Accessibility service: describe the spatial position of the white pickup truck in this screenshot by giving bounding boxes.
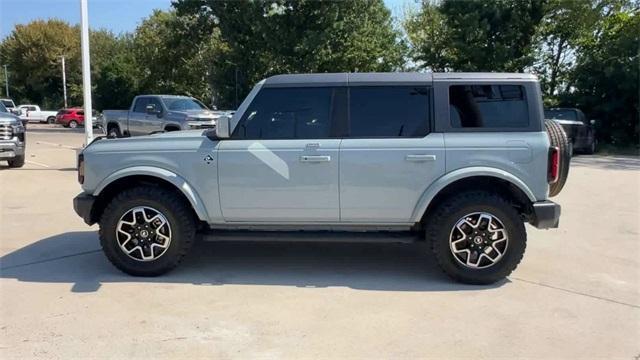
[18,105,58,124]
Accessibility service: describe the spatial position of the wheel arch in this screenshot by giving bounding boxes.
[90,167,208,224]
[164,123,181,131]
[412,167,536,224]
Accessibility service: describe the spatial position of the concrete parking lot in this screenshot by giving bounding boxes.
[1,124,639,358]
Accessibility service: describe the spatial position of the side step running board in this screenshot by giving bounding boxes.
[199,230,420,243]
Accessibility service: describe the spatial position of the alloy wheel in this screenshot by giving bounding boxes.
[449,212,509,269]
[116,206,172,261]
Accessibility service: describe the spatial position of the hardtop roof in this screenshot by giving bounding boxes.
[263,72,537,86]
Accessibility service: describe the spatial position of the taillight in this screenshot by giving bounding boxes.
[77,153,85,184]
[548,147,559,183]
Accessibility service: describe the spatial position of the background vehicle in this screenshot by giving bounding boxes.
[56,108,98,128]
[544,108,597,155]
[74,73,566,285]
[0,98,22,116]
[0,102,26,168]
[102,95,225,138]
[18,104,57,124]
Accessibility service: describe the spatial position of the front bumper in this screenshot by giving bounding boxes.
[73,193,96,225]
[0,139,25,159]
[530,200,561,229]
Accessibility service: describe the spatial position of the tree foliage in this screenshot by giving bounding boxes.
[174,0,406,108]
[0,1,637,146]
[405,0,545,71]
[559,6,639,145]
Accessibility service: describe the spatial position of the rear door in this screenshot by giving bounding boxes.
[339,85,445,223]
[218,87,344,222]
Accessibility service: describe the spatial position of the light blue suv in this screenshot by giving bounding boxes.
[73,73,565,284]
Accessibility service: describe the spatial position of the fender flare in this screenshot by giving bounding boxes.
[410,167,537,222]
[93,166,209,221]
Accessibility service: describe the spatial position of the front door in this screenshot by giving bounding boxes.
[218,86,344,222]
[129,97,149,136]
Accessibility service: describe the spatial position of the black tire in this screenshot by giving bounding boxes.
[99,186,196,276]
[69,120,78,129]
[47,116,56,124]
[584,136,597,155]
[545,120,570,197]
[8,155,25,168]
[107,124,122,138]
[426,191,526,285]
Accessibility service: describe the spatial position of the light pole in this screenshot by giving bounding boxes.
[61,56,68,108]
[3,65,8,98]
[79,0,93,143]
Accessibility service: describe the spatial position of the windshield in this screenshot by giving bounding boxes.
[1,99,15,108]
[162,97,208,111]
[0,103,7,112]
[544,109,577,121]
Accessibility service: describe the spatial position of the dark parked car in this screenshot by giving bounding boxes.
[544,108,596,155]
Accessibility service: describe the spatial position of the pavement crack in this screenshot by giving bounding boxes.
[0,249,101,271]
[511,276,640,309]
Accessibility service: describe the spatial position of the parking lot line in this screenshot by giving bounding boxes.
[35,140,78,150]
[25,160,50,168]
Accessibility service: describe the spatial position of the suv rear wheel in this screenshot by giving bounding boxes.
[99,186,196,276]
[425,191,526,285]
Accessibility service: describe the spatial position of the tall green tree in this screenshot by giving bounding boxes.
[559,7,639,145]
[174,0,406,108]
[0,19,130,109]
[532,0,620,98]
[405,0,546,72]
[132,10,218,105]
[0,20,80,108]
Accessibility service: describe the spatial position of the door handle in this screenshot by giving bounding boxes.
[300,155,331,163]
[406,154,437,162]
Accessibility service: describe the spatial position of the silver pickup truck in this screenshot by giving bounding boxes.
[0,102,25,168]
[74,73,569,284]
[102,95,228,138]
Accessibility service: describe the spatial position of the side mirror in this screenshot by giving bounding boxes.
[215,115,231,139]
[590,119,596,125]
[146,104,158,115]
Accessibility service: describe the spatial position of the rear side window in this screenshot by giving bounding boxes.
[449,85,529,128]
[133,98,150,113]
[349,86,430,137]
[233,87,338,140]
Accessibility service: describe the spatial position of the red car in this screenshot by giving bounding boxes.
[56,108,86,128]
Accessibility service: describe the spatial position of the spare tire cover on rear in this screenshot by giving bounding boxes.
[545,119,571,197]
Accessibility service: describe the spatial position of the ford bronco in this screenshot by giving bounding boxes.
[73,73,567,284]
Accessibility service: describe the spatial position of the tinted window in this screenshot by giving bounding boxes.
[133,98,149,113]
[349,86,430,137]
[450,85,529,128]
[233,87,336,139]
[163,97,207,111]
[148,98,163,113]
[544,109,577,121]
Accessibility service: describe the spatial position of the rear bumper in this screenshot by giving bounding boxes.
[73,193,96,225]
[530,200,561,229]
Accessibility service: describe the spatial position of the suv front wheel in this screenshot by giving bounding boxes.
[99,186,196,276]
[425,191,526,285]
